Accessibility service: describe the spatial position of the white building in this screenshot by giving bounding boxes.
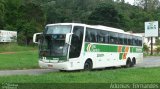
[134,33,157,50]
[0,30,17,42]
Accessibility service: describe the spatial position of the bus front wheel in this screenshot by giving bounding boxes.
[84,59,93,71]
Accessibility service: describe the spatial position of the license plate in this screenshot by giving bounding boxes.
[48,64,53,68]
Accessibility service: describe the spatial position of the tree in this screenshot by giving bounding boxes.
[2,0,160,46]
[4,0,22,29]
[17,2,45,45]
[88,3,125,29]
[0,0,5,28]
[134,0,160,11]
[4,1,46,45]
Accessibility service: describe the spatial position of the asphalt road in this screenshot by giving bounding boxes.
[0,56,160,76]
[136,56,160,67]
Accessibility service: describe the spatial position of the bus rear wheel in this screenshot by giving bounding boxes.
[125,58,132,68]
[131,57,136,67]
[84,59,93,71]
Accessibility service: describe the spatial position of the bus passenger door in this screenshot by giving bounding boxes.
[69,26,84,69]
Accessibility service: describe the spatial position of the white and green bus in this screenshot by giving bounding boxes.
[33,23,143,71]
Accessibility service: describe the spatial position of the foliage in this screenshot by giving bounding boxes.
[143,44,149,53]
[1,0,160,45]
[155,38,160,45]
[156,46,160,54]
[4,0,45,45]
[0,0,5,28]
[134,0,160,11]
[88,3,125,29]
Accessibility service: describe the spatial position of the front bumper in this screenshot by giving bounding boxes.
[39,60,74,70]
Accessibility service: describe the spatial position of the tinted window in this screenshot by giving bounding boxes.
[109,32,118,44]
[138,37,142,46]
[118,33,124,45]
[104,31,109,43]
[132,36,136,46]
[133,36,139,46]
[98,30,106,43]
[135,37,139,46]
[124,34,128,45]
[128,35,132,45]
[85,28,97,42]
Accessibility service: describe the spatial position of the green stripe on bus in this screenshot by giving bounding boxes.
[122,46,126,52]
[119,53,123,60]
[85,43,142,53]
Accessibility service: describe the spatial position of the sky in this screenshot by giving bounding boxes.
[125,0,134,5]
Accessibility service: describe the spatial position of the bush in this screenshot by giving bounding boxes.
[143,44,149,54]
[156,46,160,54]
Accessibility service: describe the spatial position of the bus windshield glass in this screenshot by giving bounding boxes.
[39,25,72,58]
[45,25,71,34]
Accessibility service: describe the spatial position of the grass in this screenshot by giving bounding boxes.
[0,43,37,53]
[144,52,160,57]
[0,43,39,70]
[0,50,39,70]
[0,67,160,83]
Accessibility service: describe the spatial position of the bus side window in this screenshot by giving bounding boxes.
[128,35,132,45]
[137,37,142,46]
[85,28,97,43]
[109,32,118,44]
[85,30,90,42]
[109,32,114,44]
[136,37,139,46]
[118,33,124,45]
[115,33,118,44]
[133,36,136,46]
[124,34,128,45]
[98,30,105,43]
[139,37,142,46]
[104,31,109,43]
[90,29,97,42]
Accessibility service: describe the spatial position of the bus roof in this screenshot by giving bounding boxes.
[46,23,142,37]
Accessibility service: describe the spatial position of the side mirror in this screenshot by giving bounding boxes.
[33,33,42,44]
[65,33,73,45]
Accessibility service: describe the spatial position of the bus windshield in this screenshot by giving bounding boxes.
[39,25,71,58]
[45,25,71,34]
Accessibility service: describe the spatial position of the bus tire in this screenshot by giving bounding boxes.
[125,58,132,68]
[131,57,136,67]
[84,59,93,71]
